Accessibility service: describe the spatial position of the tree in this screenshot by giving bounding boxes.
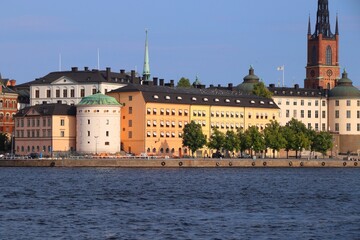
[176,77,191,88]
[313,131,333,158]
[182,121,206,157]
[237,129,251,157]
[0,133,10,152]
[283,118,310,158]
[223,130,239,157]
[246,126,265,156]
[264,120,286,158]
[252,82,273,98]
[207,127,225,152]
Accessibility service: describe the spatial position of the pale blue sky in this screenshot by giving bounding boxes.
[0,0,359,87]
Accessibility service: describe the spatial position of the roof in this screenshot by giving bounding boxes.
[268,84,327,98]
[15,67,140,87]
[14,103,76,117]
[236,66,260,94]
[78,93,120,106]
[109,83,279,109]
[329,70,360,99]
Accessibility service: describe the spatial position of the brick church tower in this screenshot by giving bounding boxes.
[304,0,340,90]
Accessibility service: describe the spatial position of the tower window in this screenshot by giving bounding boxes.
[326,46,332,65]
[312,46,317,65]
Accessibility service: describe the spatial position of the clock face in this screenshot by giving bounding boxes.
[310,70,315,77]
[327,69,333,77]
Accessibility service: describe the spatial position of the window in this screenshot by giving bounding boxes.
[92,88,97,94]
[335,110,339,118]
[322,123,326,131]
[106,131,109,137]
[63,89,68,98]
[315,110,319,118]
[286,110,290,118]
[129,107,133,114]
[308,123,311,129]
[346,100,351,106]
[301,100,304,106]
[293,110,297,118]
[80,89,85,97]
[326,46,332,65]
[358,100,360,107]
[308,101,311,106]
[315,123,319,131]
[88,119,90,124]
[105,142,110,145]
[346,123,351,131]
[47,90,51,98]
[71,89,75,98]
[129,96,133,101]
[335,100,339,106]
[357,124,360,132]
[346,110,351,118]
[315,100,319,106]
[60,131,65,137]
[129,120,132,127]
[35,90,40,98]
[128,131,132,138]
[60,119,65,126]
[308,110,311,118]
[56,89,60,98]
[322,111,326,118]
[335,123,339,132]
[357,111,360,119]
[300,110,304,118]
[88,131,90,136]
[312,46,317,64]
[322,100,326,107]
[286,100,290,105]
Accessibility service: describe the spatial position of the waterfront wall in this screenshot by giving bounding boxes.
[0,158,359,168]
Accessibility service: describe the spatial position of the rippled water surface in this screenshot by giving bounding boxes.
[1,167,359,239]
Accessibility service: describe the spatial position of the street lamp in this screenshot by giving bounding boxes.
[94,136,99,155]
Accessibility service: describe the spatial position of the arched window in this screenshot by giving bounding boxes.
[326,46,332,65]
[311,46,317,65]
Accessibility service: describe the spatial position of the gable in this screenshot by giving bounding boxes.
[51,76,78,85]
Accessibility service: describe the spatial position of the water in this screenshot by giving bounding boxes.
[1,168,359,239]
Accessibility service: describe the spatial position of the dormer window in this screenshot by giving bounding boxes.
[153,95,159,99]
[236,100,241,103]
[214,98,219,102]
[192,97,197,101]
[269,101,274,105]
[250,100,255,104]
[260,101,264,104]
[165,96,170,100]
[225,99,230,103]
[203,98,208,102]
[177,96,182,100]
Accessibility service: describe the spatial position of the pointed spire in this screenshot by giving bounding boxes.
[314,0,335,38]
[308,14,312,35]
[335,13,339,35]
[142,29,151,81]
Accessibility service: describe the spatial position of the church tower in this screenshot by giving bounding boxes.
[304,0,339,90]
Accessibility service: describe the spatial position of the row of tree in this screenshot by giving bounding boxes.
[182,118,333,159]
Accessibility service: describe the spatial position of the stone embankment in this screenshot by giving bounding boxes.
[0,158,359,168]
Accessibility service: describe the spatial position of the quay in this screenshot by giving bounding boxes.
[0,158,359,168]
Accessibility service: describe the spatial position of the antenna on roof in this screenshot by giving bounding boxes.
[97,48,100,70]
[59,53,62,71]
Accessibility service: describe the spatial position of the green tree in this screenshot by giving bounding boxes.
[0,133,10,152]
[313,131,333,158]
[182,121,206,157]
[246,126,265,156]
[223,130,239,157]
[176,77,191,88]
[207,127,225,152]
[264,120,286,158]
[237,129,251,157]
[252,82,273,98]
[283,118,310,158]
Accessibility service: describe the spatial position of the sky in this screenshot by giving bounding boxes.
[0,0,359,88]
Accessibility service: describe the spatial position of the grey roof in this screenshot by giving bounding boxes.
[15,67,140,87]
[268,84,327,98]
[236,66,260,94]
[14,103,76,117]
[109,83,279,109]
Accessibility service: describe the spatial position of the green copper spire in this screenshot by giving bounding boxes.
[143,29,151,81]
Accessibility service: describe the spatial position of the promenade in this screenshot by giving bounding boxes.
[0,158,358,168]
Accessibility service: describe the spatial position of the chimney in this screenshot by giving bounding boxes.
[153,77,158,86]
[294,84,299,89]
[130,70,136,84]
[210,84,214,88]
[106,67,111,81]
[170,80,174,87]
[71,67,78,72]
[8,79,16,87]
[228,83,233,90]
[159,79,164,86]
[120,69,125,74]
[218,84,221,87]
[84,67,89,71]
[269,84,275,88]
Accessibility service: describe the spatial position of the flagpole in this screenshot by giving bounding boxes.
[282,65,285,87]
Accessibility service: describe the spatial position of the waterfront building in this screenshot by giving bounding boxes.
[107,68,279,157]
[328,70,360,154]
[76,93,121,154]
[14,103,76,157]
[15,67,140,106]
[0,75,18,136]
